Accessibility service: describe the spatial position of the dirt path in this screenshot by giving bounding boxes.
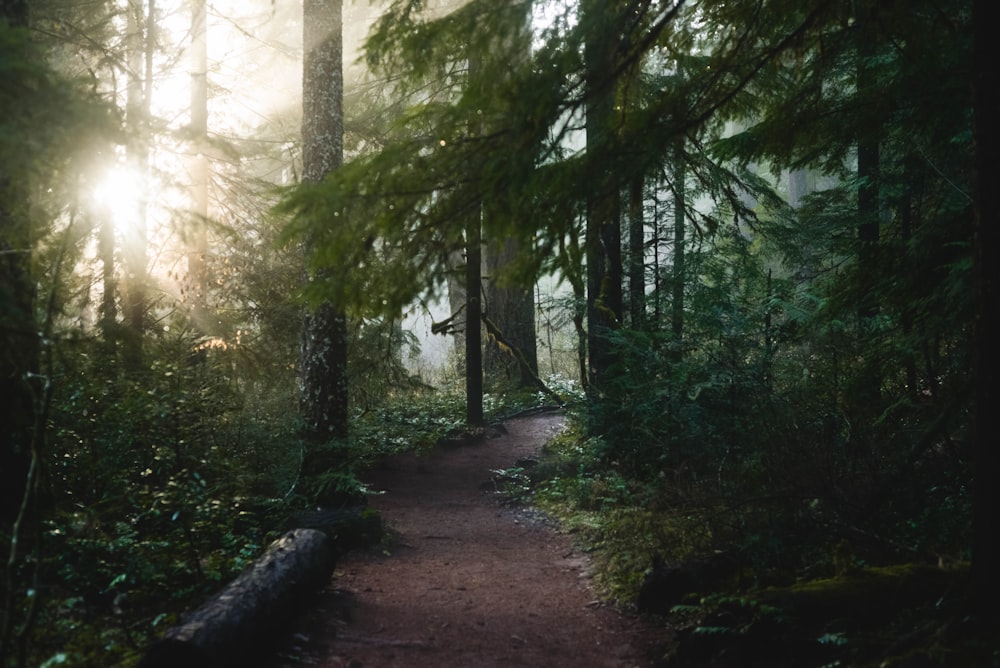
[269,413,666,668]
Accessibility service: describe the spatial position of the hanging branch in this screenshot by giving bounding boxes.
[480,313,565,407]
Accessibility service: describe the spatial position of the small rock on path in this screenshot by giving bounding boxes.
[270,413,665,667]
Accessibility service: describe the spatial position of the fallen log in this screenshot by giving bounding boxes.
[137,528,335,668]
[288,505,382,553]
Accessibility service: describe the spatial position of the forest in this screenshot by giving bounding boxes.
[1,0,996,666]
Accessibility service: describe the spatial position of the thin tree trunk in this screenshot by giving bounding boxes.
[187,0,209,330]
[446,248,466,375]
[627,175,646,329]
[560,224,588,389]
[98,204,117,346]
[465,211,483,425]
[671,142,685,349]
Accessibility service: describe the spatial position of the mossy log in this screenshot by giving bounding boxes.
[137,528,335,668]
[757,563,968,626]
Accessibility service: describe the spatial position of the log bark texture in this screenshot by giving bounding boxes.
[137,528,335,668]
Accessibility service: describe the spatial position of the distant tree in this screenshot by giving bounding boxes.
[670,141,686,348]
[484,236,538,392]
[187,0,209,328]
[626,174,646,330]
[122,0,153,369]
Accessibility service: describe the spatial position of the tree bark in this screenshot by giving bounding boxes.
[465,208,484,426]
[484,236,537,391]
[137,529,336,668]
[300,0,348,441]
[970,0,999,619]
[627,174,646,329]
[583,0,623,394]
[446,248,467,375]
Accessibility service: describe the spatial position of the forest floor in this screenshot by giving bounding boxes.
[267,412,669,668]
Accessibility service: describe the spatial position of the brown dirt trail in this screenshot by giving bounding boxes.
[269,413,665,668]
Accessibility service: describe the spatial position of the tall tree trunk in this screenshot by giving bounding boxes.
[970,0,999,619]
[671,142,685,349]
[481,2,536,392]
[465,211,483,425]
[300,0,348,443]
[583,0,623,394]
[464,45,484,426]
[187,0,208,330]
[855,5,882,439]
[123,0,152,369]
[0,0,35,531]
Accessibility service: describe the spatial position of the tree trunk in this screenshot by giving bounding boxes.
[627,174,646,329]
[583,0,623,394]
[98,202,117,348]
[465,208,483,426]
[137,529,335,668]
[300,0,348,442]
[122,0,151,369]
[855,3,882,422]
[187,0,209,327]
[0,0,35,531]
[970,0,1000,619]
[446,248,466,375]
[671,142,686,350]
[787,168,809,209]
[484,236,537,391]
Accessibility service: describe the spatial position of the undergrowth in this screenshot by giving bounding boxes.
[500,408,988,668]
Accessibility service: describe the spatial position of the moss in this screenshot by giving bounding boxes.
[759,562,968,627]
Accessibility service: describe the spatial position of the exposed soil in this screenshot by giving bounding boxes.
[269,412,668,668]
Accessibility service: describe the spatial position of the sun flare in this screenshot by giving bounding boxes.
[93,163,145,231]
